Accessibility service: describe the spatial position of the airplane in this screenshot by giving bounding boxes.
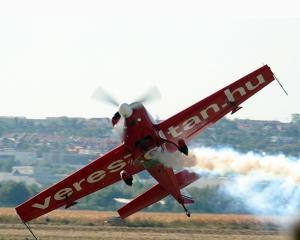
[16,64,281,233]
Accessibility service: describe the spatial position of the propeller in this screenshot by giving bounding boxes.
[91,87,120,107]
[92,86,161,140]
[92,86,161,114]
[134,86,161,105]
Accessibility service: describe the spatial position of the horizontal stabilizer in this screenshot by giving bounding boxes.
[118,170,199,219]
[181,195,194,204]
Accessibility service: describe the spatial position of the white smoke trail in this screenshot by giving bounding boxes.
[224,176,300,216]
[191,148,300,184]
[155,147,300,216]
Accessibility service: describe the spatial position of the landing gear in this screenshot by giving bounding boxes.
[160,138,189,156]
[186,211,191,218]
[112,112,121,126]
[178,139,188,156]
[181,203,191,218]
[120,170,133,186]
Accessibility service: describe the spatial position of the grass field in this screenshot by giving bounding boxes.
[0,208,291,240]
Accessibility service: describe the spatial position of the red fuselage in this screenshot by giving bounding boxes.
[122,103,162,160]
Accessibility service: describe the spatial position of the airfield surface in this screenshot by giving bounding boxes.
[0,224,287,240]
[0,208,289,240]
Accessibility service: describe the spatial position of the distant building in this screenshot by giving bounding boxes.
[9,165,62,186]
[0,152,15,161]
[43,151,64,163]
[63,153,97,165]
[0,150,38,164]
[12,166,34,175]
[0,172,41,187]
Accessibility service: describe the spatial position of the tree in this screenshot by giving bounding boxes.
[0,182,39,206]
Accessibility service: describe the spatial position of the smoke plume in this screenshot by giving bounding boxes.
[191,148,300,183]
[155,147,300,216]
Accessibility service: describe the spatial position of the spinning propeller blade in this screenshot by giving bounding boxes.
[135,86,161,105]
[92,87,120,107]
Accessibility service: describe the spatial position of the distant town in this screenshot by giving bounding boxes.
[0,114,299,212]
[0,114,299,188]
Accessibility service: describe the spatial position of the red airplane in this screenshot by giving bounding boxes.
[16,65,277,225]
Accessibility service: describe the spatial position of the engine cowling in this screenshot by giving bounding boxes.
[120,170,133,186]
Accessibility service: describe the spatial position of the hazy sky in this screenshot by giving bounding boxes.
[0,1,299,121]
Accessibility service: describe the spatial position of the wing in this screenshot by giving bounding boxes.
[158,65,275,143]
[16,144,144,222]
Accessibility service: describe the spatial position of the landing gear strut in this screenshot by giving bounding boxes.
[181,203,191,217]
[160,138,189,156]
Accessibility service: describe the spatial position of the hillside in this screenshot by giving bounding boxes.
[0,114,299,157]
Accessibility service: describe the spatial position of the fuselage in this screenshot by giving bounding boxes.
[120,103,185,203]
[121,103,163,161]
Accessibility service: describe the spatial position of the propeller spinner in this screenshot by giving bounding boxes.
[119,103,133,118]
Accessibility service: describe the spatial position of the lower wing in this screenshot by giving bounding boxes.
[16,144,144,222]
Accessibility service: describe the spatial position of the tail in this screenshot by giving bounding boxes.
[181,194,194,204]
[118,170,200,219]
